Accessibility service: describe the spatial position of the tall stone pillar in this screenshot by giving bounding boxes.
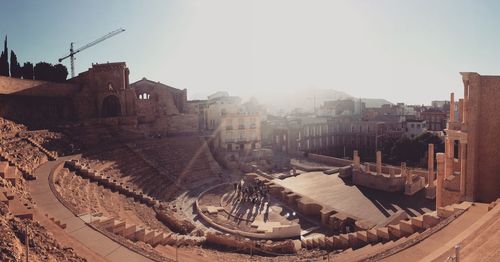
[401,162,407,179]
[460,142,467,198]
[458,99,464,123]
[445,138,454,178]
[436,153,445,208]
[426,144,436,199]
[376,151,382,175]
[449,92,455,123]
[353,150,360,171]
[463,80,468,125]
[427,143,434,185]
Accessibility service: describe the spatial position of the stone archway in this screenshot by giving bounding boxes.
[101,95,121,117]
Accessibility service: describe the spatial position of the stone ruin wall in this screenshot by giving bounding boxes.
[468,75,500,202]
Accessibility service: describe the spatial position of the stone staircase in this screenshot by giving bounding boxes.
[0,164,33,219]
[23,137,58,160]
[301,202,473,251]
[90,216,205,247]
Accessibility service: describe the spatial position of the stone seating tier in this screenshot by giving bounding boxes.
[0,136,48,178]
[300,201,473,251]
[90,216,205,247]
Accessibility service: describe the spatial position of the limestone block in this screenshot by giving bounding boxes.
[399,220,415,234]
[437,206,455,218]
[387,224,404,238]
[338,234,349,248]
[376,227,390,240]
[422,212,440,228]
[366,229,379,243]
[120,224,137,238]
[136,228,154,243]
[111,220,126,234]
[425,185,436,199]
[410,216,425,229]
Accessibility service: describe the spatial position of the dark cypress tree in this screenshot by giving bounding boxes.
[0,35,9,76]
[10,50,22,78]
[21,62,34,80]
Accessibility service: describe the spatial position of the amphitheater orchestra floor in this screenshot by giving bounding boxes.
[273,171,435,225]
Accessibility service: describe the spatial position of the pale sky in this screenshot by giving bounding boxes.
[2,0,500,105]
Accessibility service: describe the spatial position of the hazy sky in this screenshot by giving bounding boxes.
[1,0,500,105]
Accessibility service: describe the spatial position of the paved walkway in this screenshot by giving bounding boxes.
[28,156,153,262]
[383,203,489,261]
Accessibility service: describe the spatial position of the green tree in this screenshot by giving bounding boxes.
[52,63,68,82]
[21,62,34,80]
[9,50,22,78]
[384,132,444,167]
[34,62,54,81]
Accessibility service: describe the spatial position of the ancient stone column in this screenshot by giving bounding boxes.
[458,99,464,123]
[353,150,360,171]
[460,142,467,198]
[376,151,382,175]
[445,138,454,179]
[427,143,434,186]
[389,168,395,178]
[401,162,407,179]
[436,153,445,208]
[463,80,468,125]
[449,92,455,123]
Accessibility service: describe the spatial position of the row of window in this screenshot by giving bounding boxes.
[297,136,374,150]
[225,123,257,130]
[224,130,258,142]
[302,124,378,138]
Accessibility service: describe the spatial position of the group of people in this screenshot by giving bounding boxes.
[233,180,269,205]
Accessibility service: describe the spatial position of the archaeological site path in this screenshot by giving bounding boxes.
[28,156,153,262]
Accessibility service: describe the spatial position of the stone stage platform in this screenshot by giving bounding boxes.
[273,171,435,225]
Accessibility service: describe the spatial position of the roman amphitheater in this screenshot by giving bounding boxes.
[0,64,498,261]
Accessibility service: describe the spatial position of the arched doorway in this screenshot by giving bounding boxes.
[101,95,121,117]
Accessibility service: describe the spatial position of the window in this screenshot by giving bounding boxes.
[139,92,150,100]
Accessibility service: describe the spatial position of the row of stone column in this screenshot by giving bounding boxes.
[353,150,407,179]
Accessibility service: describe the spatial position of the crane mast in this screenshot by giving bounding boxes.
[59,28,125,78]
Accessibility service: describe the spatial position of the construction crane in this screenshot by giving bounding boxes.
[59,28,125,78]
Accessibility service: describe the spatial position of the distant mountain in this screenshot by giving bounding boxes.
[258,87,353,114]
[361,98,393,108]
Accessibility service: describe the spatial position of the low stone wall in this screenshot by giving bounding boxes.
[205,232,298,255]
[155,208,195,234]
[0,76,78,97]
[352,171,406,192]
[307,154,353,167]
[195,183,301,240]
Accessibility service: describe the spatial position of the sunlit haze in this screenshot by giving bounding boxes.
[3,0,500,106]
